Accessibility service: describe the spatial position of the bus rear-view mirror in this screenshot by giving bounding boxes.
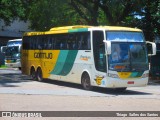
[103,40,111,55]
[0,46,7,54]
[146,41,156,56]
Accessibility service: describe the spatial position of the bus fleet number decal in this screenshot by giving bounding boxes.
[95,76,104,85]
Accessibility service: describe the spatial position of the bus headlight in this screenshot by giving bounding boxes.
[108,73,119,78]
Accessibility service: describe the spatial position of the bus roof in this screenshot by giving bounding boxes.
[49,25,91,31]
[8,39,22,41]
[23,25,142,36]
[94,26,142,32]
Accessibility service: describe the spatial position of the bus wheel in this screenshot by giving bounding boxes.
[37,68,43,82]
[30,67,36,80]
[81,73,92,90]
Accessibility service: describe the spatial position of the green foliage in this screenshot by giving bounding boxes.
[134,0,160,40]
[151,0,160,34]
[28,0,83,30]
[0,0,159,41]
[0,0,26,25]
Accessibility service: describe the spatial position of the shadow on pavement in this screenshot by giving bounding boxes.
[0,73,31,87]
[0,69,157,95]
[43,79,152,96]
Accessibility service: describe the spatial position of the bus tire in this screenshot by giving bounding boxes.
[81,72,92,90]
[36,68,43,82]
[30,67,36,80]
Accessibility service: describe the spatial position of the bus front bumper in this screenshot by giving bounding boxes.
[5,62,21,68]
[105,77,148,88]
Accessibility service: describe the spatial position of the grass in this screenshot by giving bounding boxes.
[0,65,7,68]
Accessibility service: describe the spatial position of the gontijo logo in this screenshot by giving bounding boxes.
[34,52,53,59]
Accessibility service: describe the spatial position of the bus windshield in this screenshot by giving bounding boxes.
[7,41,22,47]
[107,31,144,42]
[106,32,148,72]
[5,46,20,59]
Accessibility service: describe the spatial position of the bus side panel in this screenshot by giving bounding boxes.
[49,50,93,84]
[49,50,78,81]
[65,50,93,84]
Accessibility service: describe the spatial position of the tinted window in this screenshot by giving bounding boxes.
[22,32,90,50]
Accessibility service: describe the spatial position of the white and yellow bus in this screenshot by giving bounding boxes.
[21,25,156,91]
[1,39,22,69]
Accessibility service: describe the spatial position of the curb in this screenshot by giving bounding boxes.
[0,68,19,70]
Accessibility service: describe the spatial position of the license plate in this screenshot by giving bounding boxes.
[10,64,13,67]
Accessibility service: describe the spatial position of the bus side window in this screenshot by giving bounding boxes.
[46,36,54,50]
[67,40,71,49]
[30,37,33,49]
[78,32,90,50]
[55,36,59,49]
[48,37,52,49]
[37,37,42,49]
[35,37,39,49]
[78,35,83,49]
[87,35,91,50]
[31,37,36,49]
[85,34,91,50]
[67,34,74,50]
[72,38,77,50]
[41,36,47,49]
[55,34,67,50]
[42,36,46,49]
[55,36,60,49]
[52,36,56,50]
[52,37,56,50]
[81,36,87,49]
[60,38,66,49]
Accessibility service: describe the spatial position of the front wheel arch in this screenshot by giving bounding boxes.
[81,72,92,90]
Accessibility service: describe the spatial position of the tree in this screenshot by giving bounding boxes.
[69,0,99,25]
[0,0,31,25]
[150,0,160,36]
[1,0,158,41]
[69,0,160,41]
[28,0,84,30]
[69,0,145,25]
[127,0,160,41]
